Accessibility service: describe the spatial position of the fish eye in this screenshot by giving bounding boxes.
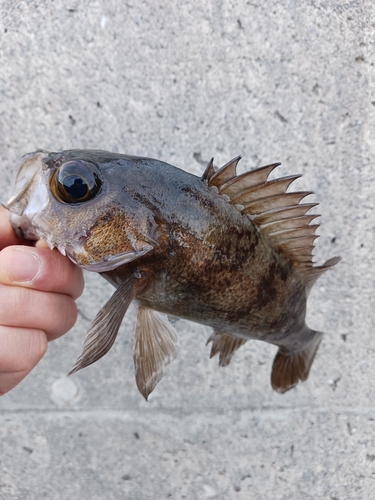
[51,160,102,204]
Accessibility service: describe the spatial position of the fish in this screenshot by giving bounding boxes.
[4,149,340,399]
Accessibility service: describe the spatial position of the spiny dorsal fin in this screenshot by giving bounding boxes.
[204,157,340,277]
[206,331,247,367]
[133,306,178,400]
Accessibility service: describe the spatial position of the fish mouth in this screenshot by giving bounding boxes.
[5,210,151,272]
[6,212,40,241]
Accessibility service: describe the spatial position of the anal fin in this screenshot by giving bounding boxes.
[206,331,247,367]
[271,330,323,393]
[134,306,178,400]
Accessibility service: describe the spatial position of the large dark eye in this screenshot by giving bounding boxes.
[51,160,102,203]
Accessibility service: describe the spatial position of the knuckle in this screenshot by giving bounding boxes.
[45,295,78,340]
[19,329,47,371]
[0,285,29,320]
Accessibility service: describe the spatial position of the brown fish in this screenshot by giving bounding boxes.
[5,149,340,399]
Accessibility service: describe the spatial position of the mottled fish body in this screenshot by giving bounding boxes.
[5,149,339,398]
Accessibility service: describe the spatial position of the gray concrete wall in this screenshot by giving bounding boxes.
[0,1,374,499]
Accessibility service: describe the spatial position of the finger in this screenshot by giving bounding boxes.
[0,284,78,340]
[0,246,84,299]
[0,326,47,396]
[0,206,30,249]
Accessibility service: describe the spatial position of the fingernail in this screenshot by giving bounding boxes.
[6,249,41,283]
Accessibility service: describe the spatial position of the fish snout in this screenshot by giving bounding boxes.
[5,150,51,242]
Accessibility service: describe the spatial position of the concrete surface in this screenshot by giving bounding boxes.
[0,1,374,499]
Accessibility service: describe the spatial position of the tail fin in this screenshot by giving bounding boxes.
[271,330,323,393]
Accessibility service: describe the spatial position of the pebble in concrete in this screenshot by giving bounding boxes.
[50,377,80,407]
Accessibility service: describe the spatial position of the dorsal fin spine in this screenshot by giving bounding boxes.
[209,156,242,187]
[262,215,320,233]
[241,192,313,214]
[253,203,319,225]
[267,225,320,240]
[220,162,280,196]
[201,158,215,182]
[229,174,302,205]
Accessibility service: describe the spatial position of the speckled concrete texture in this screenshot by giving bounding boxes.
[0,1,374,499]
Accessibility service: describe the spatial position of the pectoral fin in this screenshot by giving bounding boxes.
[68,275,138,375]
[206,331,247,367]
[134,306,178,400]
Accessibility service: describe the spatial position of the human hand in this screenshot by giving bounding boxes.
[0,207,84,395]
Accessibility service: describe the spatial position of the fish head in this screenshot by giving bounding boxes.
[5,150,156,271]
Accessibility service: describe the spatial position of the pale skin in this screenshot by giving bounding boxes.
[0,207,84,396]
